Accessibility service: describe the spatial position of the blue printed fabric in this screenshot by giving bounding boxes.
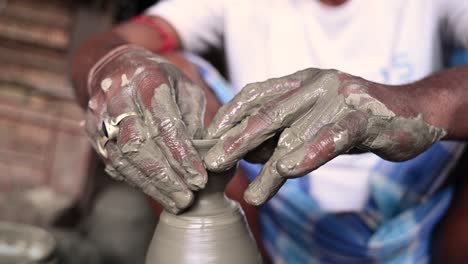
[186,53,466,264]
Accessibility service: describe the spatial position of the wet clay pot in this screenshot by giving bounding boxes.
[145,139,262,264]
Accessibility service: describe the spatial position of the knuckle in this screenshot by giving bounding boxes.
[255,102,295,128]
[263,78,280,88]
[328,127,345,144]
[140,180,155,193]
[144,162,178,188]
[115,119,147,152]
[242,83,256,92]
[318,69,339,81]
[253,108,276,126]
[312,124,337,147]
[341,81,367,96]
[304,67,319,74]
[136,73,168,94]
[342,112,368,131]
[300,67,321,78]
[148,166,168,182]
[122,177,138,188]
[241,83,261,97]
[158,117,184,136]
[118,118,145,139]
[278,129,304,148]
[125,173,148,189]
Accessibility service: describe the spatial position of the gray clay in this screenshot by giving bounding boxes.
[145,139,262,264]
[203,69,446,205]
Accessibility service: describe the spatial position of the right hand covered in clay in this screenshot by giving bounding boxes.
[204,68,447,205]
[85,45,207,214]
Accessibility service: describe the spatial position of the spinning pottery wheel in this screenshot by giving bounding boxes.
[145,139,262,264]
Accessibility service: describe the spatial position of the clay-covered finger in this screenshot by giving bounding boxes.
[161,63,206,139]
[134,74,208,190]
[205,69,318,139]
[205,85,320,172]
[243,158,286,206]
[115,115,194,211]
[277,111,368,177]
[241,127,309,205]
[105,140,181,214]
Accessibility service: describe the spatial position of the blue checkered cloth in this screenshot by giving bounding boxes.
[186,53,466,263]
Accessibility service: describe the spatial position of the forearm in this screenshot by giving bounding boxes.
[369,66,468,140]
[71,16,181,108]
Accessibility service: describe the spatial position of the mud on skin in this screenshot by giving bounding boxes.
[204,68,446,206]
[85,45,208,214]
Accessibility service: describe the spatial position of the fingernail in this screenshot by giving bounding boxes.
[244,185,266,206]
[276,159,297,176]
[171,190,194,209]
[187,175,206,190]
[184,167,206,190]
[204,152,225,172]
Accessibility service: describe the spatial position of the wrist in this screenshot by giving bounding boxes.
[399,82,453,137]
[364,82,447,159]
[366,82,418,118]
[366,81,450,135]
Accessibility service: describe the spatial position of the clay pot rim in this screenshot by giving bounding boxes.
[159,202,243,228]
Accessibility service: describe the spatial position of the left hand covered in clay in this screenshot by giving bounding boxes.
[204,68,446,205]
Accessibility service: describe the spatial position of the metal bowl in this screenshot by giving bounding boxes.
[0,222,57,264]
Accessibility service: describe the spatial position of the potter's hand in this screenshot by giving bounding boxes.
[204,68,446,205]
[85,45,207,214]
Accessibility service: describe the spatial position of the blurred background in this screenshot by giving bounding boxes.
[0,1,161,263]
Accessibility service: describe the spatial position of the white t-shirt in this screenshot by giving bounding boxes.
[147,0,468,211]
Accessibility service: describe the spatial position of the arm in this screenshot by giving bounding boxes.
[204,66,468,205]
